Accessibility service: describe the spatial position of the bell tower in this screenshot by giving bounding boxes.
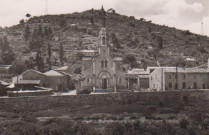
[99,27,107,46]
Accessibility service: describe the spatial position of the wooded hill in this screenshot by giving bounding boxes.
[1,8,209,73]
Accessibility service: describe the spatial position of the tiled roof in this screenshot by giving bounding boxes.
[44,70,64,76]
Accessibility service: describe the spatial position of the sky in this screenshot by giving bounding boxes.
[0,0,209,36]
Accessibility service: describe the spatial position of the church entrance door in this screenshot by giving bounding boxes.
[102,78,108,89]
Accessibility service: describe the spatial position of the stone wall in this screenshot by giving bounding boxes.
[0,90,208,112]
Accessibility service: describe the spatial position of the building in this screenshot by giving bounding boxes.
[0,65,11,74]
[43,70,74,91]
[9,69,45,90]
[77,28,127,93]
[149,67,209,91]
[125,69,149,91]
[10,69,74,92]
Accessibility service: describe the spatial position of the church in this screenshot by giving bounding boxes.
[76,27,128,93]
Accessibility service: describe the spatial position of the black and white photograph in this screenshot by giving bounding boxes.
[0,0,209,134]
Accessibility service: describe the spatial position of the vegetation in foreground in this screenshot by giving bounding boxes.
[0,94,208,135]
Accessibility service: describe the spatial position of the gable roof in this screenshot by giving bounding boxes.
[21,69,43,75]
[44,70,64,77]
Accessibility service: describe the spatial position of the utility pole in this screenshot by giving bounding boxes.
[175,64,178,90]
[45,0,48,15]
[201,21,204,35]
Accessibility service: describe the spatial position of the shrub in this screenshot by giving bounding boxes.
[183,96,188,103]
[179,118,189,129]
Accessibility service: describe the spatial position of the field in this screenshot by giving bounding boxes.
[0,90,208,135]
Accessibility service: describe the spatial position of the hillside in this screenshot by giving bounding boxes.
[1,8,209,72]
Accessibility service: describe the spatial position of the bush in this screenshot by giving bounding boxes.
[179,118,189,129]
[183,96,188,103]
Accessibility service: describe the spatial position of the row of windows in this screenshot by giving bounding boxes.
[168,82,206,89]
[168,74,206,80]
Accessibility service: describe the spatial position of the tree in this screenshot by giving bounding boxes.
[37,24,43,37]
[1,49,15,64]
[111,33,121,50]
[59,43,64,66]
[173,56,185,67]
[157,36,163,49]
[0,37,3,50]
[19,19,25,25]
[74,67,81,74]
[29,39,42,52]
[59,19,66,27]
[35,52,44,72]
[26,13,31,18]
[47,43,52,70]
[122,54,138,68]
[2,36,9,53]
[9,57,26,75]
[23,24,31,41]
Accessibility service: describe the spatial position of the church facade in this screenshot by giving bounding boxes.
[77,28,127,93]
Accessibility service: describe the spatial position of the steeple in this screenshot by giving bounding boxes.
[99,27,107,46]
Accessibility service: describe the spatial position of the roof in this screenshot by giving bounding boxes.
[163,68,209,73]
[21,69,43,75]
[60,72,72,76]
[81,50,97,53]
[14,80,40,85]
[127,69,149,75]
[0,65,11,69]
[44,70,64,77]
[54,66,69,71]
[0,80,9,86]
[82,57,92,61]
[113,57,123,61]
[185,58,196,62]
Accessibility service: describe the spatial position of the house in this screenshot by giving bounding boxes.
[149,67,209,91]
[9,69,45,91]
[21,69,44,81]
[43,70,74,91]
[77,27,127,93]
[0,65,11,74]
[125,68,149,91]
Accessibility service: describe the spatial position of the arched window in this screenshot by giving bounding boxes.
[102,37,105,45]
[101,60,104,68]
[101,59,108,68]
[104,60,108,67]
